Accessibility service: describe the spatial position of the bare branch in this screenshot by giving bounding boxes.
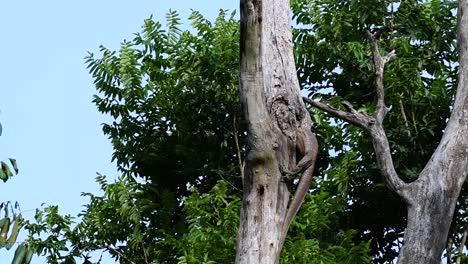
[302,29,412,202]
[108,246,137,264]
[303,97,408,196]
[448,238,453,264]
[399,99,411,137]
[411,111,419,136]
[366,30,395,123]
[140,241,149,264]
[369,28,385,40]
[302,96,404,197]
[233,117,245,183]
[383,50,396,64]
[366,124,409,198]
[302,30,412,200]
[302,97,369,128]
[363,32,410,199]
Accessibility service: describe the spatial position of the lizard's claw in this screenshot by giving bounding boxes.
[282,166,301,181]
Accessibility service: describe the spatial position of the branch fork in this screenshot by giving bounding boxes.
[304,31,411,200]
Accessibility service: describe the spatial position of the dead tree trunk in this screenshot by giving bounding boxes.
[304,1,468,263]
[235,0,318,263]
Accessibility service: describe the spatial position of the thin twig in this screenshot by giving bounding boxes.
[389,2,395,33]
[233,116,245,183]
[140,241,149,264]
[108,246,136,264]
[448,238,453,264]
[456,223,468,264]
[411,110,419,136]
[399,99,411,137]
[219,173,242,192]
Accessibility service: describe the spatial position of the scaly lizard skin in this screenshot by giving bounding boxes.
[278,127,318,258]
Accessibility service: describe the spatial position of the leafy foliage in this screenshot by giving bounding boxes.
[175,180,240,264]
[86,9,242,194]
[0,121,32,264]
[281,157,372,264]
[24,206,78,264]
[84,10,244,262]
[20,174,371,264]
[174,177,371,264]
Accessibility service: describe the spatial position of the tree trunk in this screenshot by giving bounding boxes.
[397,1,468,262]
[398,183,461,263]
[235,0,315,263]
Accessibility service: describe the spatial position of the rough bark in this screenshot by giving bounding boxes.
[304,2,468,262]
[397,2,468,261]
[235,0,316,263]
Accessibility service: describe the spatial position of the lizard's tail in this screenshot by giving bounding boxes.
[276,153,318,263]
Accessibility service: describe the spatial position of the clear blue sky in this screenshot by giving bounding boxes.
[0,1,237,263]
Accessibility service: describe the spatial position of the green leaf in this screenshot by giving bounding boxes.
[1,162,13,177]
[0,169,7,183]
[8,159,18,174]
[23,246,34,264]
[11,243,26,264]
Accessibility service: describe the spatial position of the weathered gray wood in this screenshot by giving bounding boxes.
[305,1,468,262]
[236,0,316,263]
[397,2,468,262]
